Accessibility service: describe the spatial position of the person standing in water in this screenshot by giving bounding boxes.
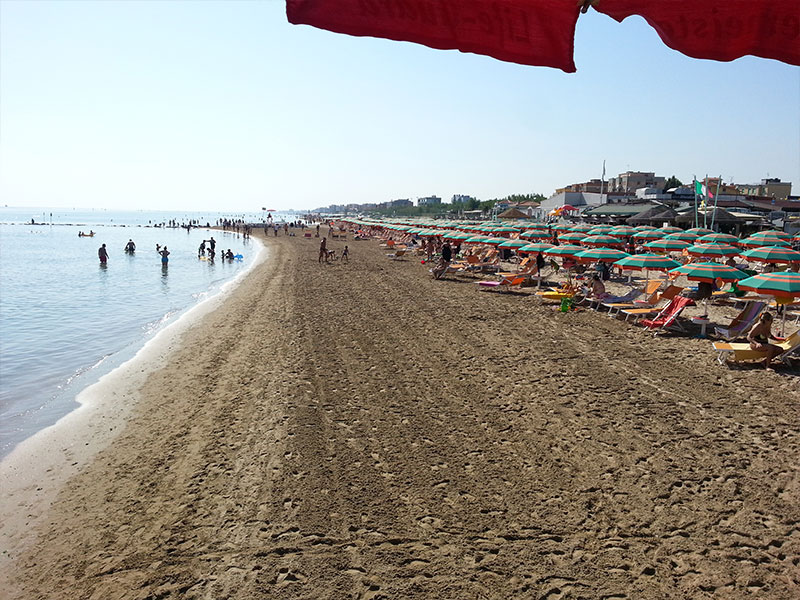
[156,244,170,264]
[98,243,109,264]
[124,239,136,253]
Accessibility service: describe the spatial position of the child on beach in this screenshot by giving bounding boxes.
[341,245,349,262]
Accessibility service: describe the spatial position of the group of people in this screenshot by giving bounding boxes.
[98,235,239,265]
[198,237,217,258]
[318,237,348,263]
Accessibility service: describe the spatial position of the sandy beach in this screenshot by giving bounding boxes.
[1,229,799,599]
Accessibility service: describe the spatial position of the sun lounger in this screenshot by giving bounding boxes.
[602,280,666,314]
[589,288,642,311]
[714,301,766,341]
[713,329,800,366]
[619,285,684,321]
[639,296,695,335]
[477,275,527,292]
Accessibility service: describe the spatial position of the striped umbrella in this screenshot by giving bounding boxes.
[588,226,615,235]
[613,254,681,272]
[569,224,593,232]
[740,246,800,264]
[498,239,530,249]
[686,227,715,235]
[581,234,624,247]
[574,248,629,263]
[520,229,553,240]
[633,229,667,240]
[645,239,691,252]
[520,242,555,253]
[657,226,683,234]
[698,233,739,245]
[544,245,584,257]
[748,230,792,242]
[483,236,507,246]
[463,236,494,244]
[551,224,573,231]
[609,225,637,237]
[558,231,588,243]
[670,262,749,283]
[738,237,791,249]
[686,243,740,258]
[664,231,700,242]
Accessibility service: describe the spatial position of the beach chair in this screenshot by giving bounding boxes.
[587,288,642,311]
[639,296,695,335]
[713,329,800,366]
[599,279,662,312]
[619,285,684,322]
[387,248,407,260]
[714,301,766,341]
[477,275,527,293]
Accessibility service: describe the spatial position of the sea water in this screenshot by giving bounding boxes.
[0,207,297,458]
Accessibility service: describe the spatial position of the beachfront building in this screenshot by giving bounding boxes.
[417,196,442,205]
[607,171,666,194]
[737,178,792,200]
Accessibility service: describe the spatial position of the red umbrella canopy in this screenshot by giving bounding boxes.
[286,1,799,71]
[645,239,691,252]
[737,272,800,300]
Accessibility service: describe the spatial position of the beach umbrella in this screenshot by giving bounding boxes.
[740,246,800,264]
[569,224,593,232]
[613,254,681,272]
[558,231,588,243]
[656,226,683,234]
[633,229,666,240]
[686,243,740,258]
[645,239,690,252]
[664,231,700,242]
[670,262,748,283]
[748,230,792,242]
[609,225,637,237]
[544,245,583,257]
[737,272,800,335]
[738,237,791,249]
[698,233,739,245]
[521,229,553,240]
[520,242,555,253]
[498,239,530,249]
[551,224,573,231]
[463,236,493,245]
[581,234,624,247]
[574,248,629,263]
[686,227,715,235]
[483,236,507,246]
[588,225,615,235]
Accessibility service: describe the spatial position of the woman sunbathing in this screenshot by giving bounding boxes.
[747,312,782,369]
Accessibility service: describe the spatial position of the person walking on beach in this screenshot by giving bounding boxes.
[98,243,109,264]
[319,237,328,263]
[341,245,349,262]
[156,244,170,264]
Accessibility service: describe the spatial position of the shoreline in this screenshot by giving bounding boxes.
[2,231,798,599]
[0,235,267,583]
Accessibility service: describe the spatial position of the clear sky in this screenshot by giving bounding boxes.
[1,0,798,212]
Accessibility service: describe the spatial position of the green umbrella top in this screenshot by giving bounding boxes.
[645,239,691,251]
[588,225,615,235]
[521,229,553,240]
[664,231,700,242]
[657,226,683,234]
[686,227,715,235]
[544,245,584,256]
[737,272,800,299]
[608,225,637,237]
[574,248,630,263]
[558,231,588,242]
[498,239,530,248]
[738,236,791,248]
[740,246,800,264]
[697,232,739,244]
[748,230,791,241]
[520,242,555,253]
[581,234,624,247]
[669,262,749,283]
[613,253,681,271]
[633,229,667,240]
[686,243,740,257]
[568,224,593,232]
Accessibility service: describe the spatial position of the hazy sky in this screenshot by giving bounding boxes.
[1,1,798,212]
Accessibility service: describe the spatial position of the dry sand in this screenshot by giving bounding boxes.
[1,230,799,599]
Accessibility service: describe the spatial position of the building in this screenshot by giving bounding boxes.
[737,178,792,200]
[451,194,475,204]
[607,171,666,194]
[417,196,442,206]
[555,179,604,194]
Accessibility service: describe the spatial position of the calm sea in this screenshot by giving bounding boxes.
[0,207,299,458]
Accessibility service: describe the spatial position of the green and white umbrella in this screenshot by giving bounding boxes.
[608,225,637,237]
[664,231,700,242]
[558,231,588,243]
[520,229,553,240]
[520,242,555,253]
[581,234,624,248]
[544,245,584,256]
[633,229,667,240]
[748,230,791,242]
[686,227,715,235]
[498,239,530,249]
[613,253,680,272]
[670,262,749,283]
[739,236,791,249]
[737,272,800,334]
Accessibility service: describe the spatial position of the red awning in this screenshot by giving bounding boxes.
[286,0,799,70]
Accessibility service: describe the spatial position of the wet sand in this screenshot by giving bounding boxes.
[1,230,799,599]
